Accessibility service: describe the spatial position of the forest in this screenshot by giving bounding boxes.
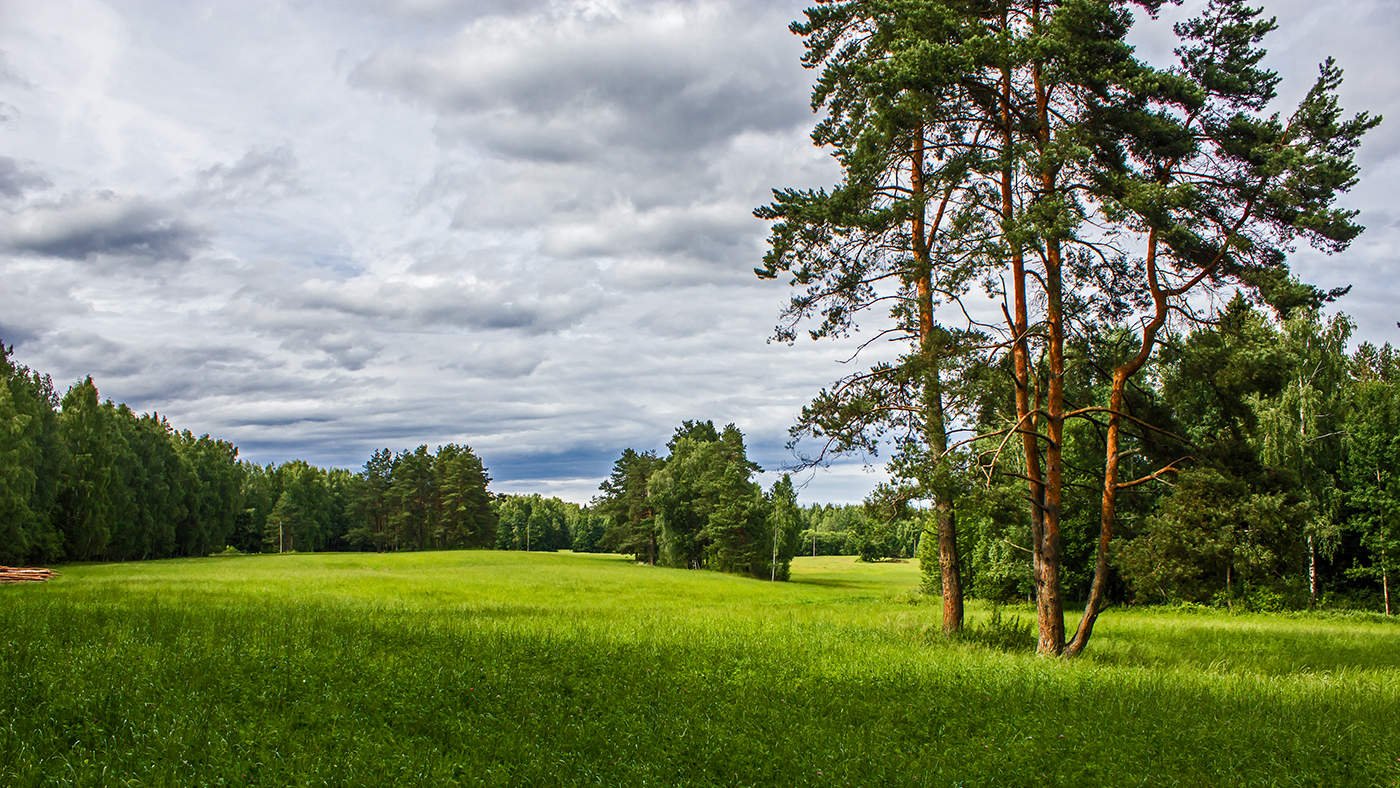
[0,345,495,564]
[916,301,1399,613]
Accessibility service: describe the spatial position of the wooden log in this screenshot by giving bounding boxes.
[0,566,57,583]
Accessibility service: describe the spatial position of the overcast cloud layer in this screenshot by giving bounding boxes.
[2,0,1396,503]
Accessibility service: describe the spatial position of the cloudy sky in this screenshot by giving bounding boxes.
[2,0,1396,504]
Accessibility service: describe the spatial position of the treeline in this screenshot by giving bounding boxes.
[493,493,607,553]
[800,504,917,561]
[1,345,496,564]
[1,349,242,564]
[927,302,1400,612]
[594,420,803,580]
[242,445,495,554]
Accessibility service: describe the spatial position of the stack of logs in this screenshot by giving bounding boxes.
[0,566,57,584]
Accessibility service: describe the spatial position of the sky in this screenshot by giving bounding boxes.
[1,0,1397,504]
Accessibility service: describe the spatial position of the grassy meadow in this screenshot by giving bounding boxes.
[1,551,1397,785]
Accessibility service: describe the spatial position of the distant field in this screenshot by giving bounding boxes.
[2,552,1397,785]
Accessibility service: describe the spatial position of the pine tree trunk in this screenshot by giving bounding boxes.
[1032,39,1066,656]
[1067,372,1127,655]
[1036,240,1067,656]
[1000,52,1049,648]
[911,131,963,634]
[936,499,963,633]
[1068,231,1169,656]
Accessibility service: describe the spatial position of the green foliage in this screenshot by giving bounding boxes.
[766,474,804,580]
[0,345,65,564]
[253,443,496,555]
[0,378,38,564]
[1109,307,1399,612]
[266,460,332,553]
[595,448,663,563]
[55,377,119,560]
[1119,467,1305,607]
[1342,361,1400,612]
[570,509,607,553]
[435,444,495,548]
[599,422,800,580]
[798,502,914,561]
[174,431,245,557]
[0,346,497,564]
[345,448,393,551]
[493,494,577,553]
[950,479,1036,603]
[649,423,769,575]
[953,605,1035,652]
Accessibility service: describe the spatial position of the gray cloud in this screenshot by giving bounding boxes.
[352,2,810,165]
[193,145,301,206]
[1,191,205,262]
[229,271,607,339]
[0,262,93,348]
[0,51,30,88]
[0,321,40,347]
[0,156,49,199]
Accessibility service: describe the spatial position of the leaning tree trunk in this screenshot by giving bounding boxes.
[1068,231,1168,656]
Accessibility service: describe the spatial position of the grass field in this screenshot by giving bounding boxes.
[1,552,1397,785]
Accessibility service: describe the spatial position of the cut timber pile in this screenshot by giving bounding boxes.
[0,566,57,584]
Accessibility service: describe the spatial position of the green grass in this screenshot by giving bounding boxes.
[2,552,1397,785]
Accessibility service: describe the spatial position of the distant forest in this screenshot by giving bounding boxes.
[0,343,880,575]
[0,344,498,563]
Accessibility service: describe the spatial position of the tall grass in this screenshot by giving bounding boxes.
[2,552,1396,785]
